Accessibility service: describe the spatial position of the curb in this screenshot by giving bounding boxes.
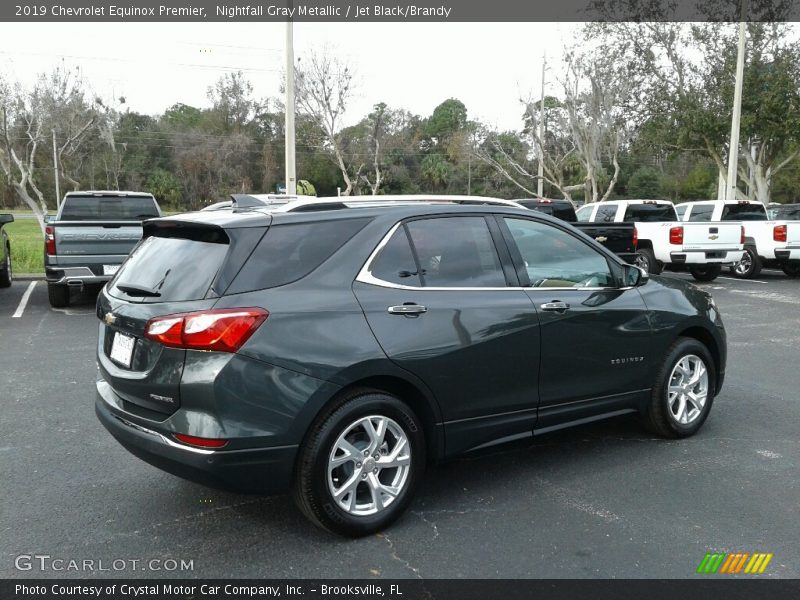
[16,273,46,281]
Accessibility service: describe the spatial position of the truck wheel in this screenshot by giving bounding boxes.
[634,248,661,275]
[782,262,800,278]
[689,265,721,282]
[641,337,716,439]
[730,246,761,279]
[0,244,11,288]
[48,283,69,308]
[293,389,425,537]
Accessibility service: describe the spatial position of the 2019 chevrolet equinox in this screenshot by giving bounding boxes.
[95,197,726,536]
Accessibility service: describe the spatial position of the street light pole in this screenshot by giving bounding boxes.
[725,4,748,200]
[537,51,546,198]
[284,7,297,196]
[52,129,60,210]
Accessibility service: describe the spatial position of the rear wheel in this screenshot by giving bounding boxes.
[641,337,716,438]
[47,283,69,308]
[688,265,721,282]
[730,246,762,279]
[0,244,11,288]
[782,262,800,278]
[634,248,661,275]
[293,390,425,537]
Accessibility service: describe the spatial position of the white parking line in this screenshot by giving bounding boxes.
[12,281,37,318]
[717,276,768,284]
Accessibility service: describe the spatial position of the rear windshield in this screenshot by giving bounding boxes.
[721,203,767,221]
[687,204,715,222]
[110,235,228,302]
[226,218,370,294]
[60,196,160,221]
[770,205,800,220]
[623,204,677,222]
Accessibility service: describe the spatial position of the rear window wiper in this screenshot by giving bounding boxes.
[116,283,162,297]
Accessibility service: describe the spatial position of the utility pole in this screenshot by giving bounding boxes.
[284,3,297,196]
[725,1,748,200]
[537,52,546,198]
[52,129,60,210]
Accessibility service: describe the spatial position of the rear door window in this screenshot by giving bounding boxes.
[721,203,768,221]
[109,234,228,302]
[369,227,422,287]
[60,196,160,221]
[623,203,677,222]
[227,218,369,294]
[687,204,714,222]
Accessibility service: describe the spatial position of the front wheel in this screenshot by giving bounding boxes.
[782,262,800,278]
[688,265,722,282]
[641,337,716,438]
[730,246,762,279]
[293,390,426,537]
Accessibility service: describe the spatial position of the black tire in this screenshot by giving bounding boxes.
[47,283,69,308]
[688,265,722,282]
[782,262,800,278]
[0,243,11,288]
[634,248,662,275]
[641,337,716,439]
[730,246,762,279]
[293,389,426,537]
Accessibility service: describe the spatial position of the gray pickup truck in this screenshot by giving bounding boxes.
[45,191,161,307]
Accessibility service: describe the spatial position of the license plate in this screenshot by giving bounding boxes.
[109,332,136,368]
[103,264,120,276]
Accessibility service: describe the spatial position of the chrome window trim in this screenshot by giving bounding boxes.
[355,220,617,293]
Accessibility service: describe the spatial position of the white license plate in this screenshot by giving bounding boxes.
[103,264,120,276]
[109,332,136,368]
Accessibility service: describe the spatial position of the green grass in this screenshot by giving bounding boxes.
[4,218,44,274]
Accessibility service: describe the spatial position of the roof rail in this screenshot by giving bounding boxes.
[279,195,525,213]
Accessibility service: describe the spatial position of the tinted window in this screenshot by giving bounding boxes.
[110,235,228,302]
[60,196,160,221]
[403,217,506,288]
[688,204,715,222]
[504,218,614,288]
[772,205,800,220]
[229,218,369,293]
[721,203,768,221]
[595,205,618,223]
[575,205,593,222]
[623,203,677,222]
[369,227,421,287]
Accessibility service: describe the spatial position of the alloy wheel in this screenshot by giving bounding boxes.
[733,251,753,276]
[667,354,709,425]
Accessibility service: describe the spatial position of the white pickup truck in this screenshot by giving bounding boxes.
[576,199,744,282]
[676,200,800,278]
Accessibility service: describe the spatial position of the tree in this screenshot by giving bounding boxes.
[627,166,661,198]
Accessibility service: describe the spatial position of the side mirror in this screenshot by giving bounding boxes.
[0,214,14,225]
[624,264,649,287]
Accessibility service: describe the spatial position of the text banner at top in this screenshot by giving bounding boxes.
[2,0,800,22]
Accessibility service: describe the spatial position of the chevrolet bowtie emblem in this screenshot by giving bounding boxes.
[104,313,117,326]
[595,236,608,243]
[709,234,719,240]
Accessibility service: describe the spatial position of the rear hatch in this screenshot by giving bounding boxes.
[681,222,742,252]
[96,217,267,416]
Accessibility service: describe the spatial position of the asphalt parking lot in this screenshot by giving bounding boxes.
[1,271,798,579]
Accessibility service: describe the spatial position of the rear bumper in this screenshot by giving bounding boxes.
[95,383,297,495]
[669,249,744,265]
[46,266,112,286]
[774,248,800,261]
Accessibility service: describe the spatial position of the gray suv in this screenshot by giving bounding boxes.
[95,197,726,536]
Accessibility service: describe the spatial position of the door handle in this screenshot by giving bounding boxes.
[387,304,427,316]
[540,301,570,312]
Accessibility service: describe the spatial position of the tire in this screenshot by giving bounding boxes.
[688,265,721,282]
[730,246,762,279]
[782,262,800,278]
[634,248,662,275]
[641,337,716,439]
[293,389,426,537]
[0,243,11,288]
[47,283,69,308]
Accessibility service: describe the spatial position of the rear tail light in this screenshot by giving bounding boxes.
[633,226,638,249]
[741,225,746,245]
[669,226,684,245]
[173,433,228,449]
[144,308,268,352]
[45,226,56,256]
[774,224,787,242]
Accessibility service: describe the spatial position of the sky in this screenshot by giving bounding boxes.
[0,22,580,131]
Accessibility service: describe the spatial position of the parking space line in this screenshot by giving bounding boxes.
[12,281,37,318]
[717,277,768,284]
